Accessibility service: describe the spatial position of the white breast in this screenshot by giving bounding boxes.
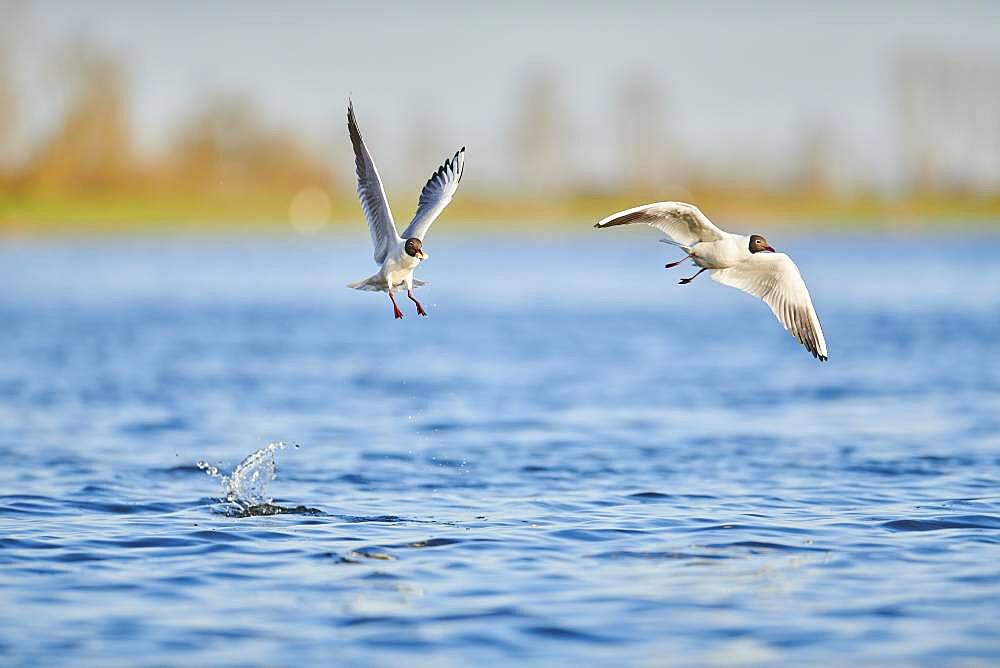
[691,234,748,269]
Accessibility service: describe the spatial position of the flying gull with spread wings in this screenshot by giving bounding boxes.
[595,201,828,360]
[346,100,465,319]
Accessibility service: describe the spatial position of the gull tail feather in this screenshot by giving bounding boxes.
[347,274,428,293]
[347,273,385,292]
[659,238,689,250]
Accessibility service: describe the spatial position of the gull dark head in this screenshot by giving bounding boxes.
[405,237,428,260]
[749,234,776,253]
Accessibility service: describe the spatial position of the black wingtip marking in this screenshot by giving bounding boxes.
[347,101,358,134]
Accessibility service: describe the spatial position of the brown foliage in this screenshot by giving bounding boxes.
[25,45,134,193]
[165,93,332,197]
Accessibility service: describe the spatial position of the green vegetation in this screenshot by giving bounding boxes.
[3,189,999,238]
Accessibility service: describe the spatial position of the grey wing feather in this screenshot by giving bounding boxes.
[348,101,400,264]
[594,201,725,247]
[401,147,465,241]
[711,253,829,361]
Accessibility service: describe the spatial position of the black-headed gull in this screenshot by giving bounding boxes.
[346,101,465,319]
[595,201,828,361]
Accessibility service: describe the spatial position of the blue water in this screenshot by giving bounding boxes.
[1,232,999,666]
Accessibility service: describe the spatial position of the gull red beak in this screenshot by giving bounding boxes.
[765,245,776,253]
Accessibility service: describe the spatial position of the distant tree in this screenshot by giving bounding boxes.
[793,118,836,194]
[615,71,673,192]
[893,50,1000,195]
[167,92,331,196]
[0,46,15,169]
[509,70,571,192]
[26,40,134,193]
[0,0,27,172]
[404,109,443,186]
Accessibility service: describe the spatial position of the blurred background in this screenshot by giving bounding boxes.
[3,5,1000,664]
[1,0,999,236]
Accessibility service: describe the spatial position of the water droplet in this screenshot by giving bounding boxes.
[198,442,288,510]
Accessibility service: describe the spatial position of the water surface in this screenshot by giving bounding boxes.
[1,233,999,666]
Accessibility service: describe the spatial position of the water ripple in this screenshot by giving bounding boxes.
[3,238,1000,666]
[883,515,1000,532]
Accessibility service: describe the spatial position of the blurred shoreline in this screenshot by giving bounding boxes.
[2,190,998,238]
[3,5,999,238]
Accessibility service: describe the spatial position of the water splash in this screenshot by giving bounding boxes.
[198,442,290,512]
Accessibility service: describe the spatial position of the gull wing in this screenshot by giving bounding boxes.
[348,101,401,264]
[594,201,726,247]
[400,147,465,241]
[711,252,828,360]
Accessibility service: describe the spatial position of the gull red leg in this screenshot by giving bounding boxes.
[665,254,692,269]
[407,289,428,316]
[388,289,404,319]
[678,268,707,285]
